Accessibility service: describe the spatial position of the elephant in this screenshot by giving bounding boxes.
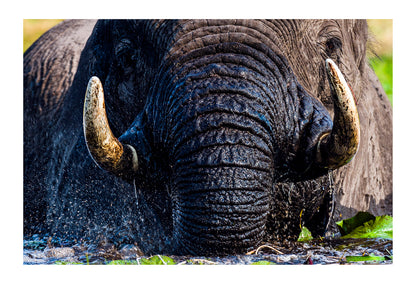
[24,19,392,255]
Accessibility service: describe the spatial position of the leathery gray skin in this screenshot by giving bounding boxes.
[24,20,390,256]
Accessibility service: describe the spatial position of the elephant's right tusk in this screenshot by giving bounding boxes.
[315,59,360,169]
[83,76,138,177]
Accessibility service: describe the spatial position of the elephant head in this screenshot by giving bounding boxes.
[80,20,362,255]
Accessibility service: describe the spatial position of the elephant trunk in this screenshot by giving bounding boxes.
[158,50,277,255]
[171,103,274,255]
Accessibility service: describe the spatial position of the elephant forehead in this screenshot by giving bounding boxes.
[163,20,298,59]
[145,20,360,97]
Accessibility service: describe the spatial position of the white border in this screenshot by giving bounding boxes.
[2,1,414,292]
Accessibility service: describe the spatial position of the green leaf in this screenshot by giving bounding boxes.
[297,226,313,242]
[345,254,390,263]
[139,255,176,265]
[54,261,83,265]
[341,215,393,239]
[336,211,376,236]
[106,260,138,265]
[251,260,277,265]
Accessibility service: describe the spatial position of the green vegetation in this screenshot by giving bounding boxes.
[345,254,391,263]
[297,226,313,242]
[370,55,393,105]
[106,259,138,265]
[138,255,176,265]
[251,260,277,265]
[54,261,83,265]
[23,19,63,52]
[336,211,376,236]
[367,19,392,105]
[336,212,393,239]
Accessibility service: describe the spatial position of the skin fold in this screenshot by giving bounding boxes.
[24,20,392,255]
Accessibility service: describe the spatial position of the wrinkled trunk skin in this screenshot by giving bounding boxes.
[173,143,272,255]
[149,51,277,254]
[169,90,275,254]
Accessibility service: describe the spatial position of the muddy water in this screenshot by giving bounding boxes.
[23,235,392,265]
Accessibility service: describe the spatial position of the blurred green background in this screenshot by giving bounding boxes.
[367,19,393,105]
[23,19,392,104]
[23,19,63,52]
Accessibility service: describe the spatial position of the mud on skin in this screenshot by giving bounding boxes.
[24,20,392,256]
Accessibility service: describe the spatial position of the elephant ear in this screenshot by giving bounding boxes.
[87,20,113,81]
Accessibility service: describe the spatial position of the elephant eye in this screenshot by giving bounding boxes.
[115,39,135,68]
[325,37,342,55]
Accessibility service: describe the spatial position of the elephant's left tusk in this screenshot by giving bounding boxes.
[315,59,360,169]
